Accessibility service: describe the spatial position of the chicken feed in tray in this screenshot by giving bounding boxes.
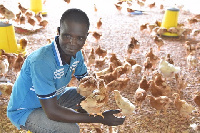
[0,0,200,132]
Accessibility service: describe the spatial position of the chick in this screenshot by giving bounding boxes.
[127,7,135,13]
[125,58,136,66]
[39,19,48,28]
[154,73,165,86]
[165,54,174,65]
[132,64,142,77]
[18,3,28,13]
[154,36,164,51]
[147,95,172,115]
[144,57,153,74]
[19,37,28,50]
[149,80,163,97]
[187,18,198,24]
[99,69,119,84]
[95,45,107,58]
[19,14,26,25]
[90,31,102,42]
[0,82,13,96]
[139,75,150,91]
[0,55,9,76]
[137,0,145,8]
[95,63,114,77]
[77,76,97,97]
[80,79,108,117]
[35,12,43,22]
[97,18,102,29]
[187,51,198,69]
[115,61,132,77]
[113,90,135,115]
[114,4,122,11]
[168,27,179,34]
[110,53,123,68]
[134,87,147,109]
[25,11,34,18]
[145,48,159,68]
[0,5,15,21]
[156,27,167,36]
[127,37,140,57]
[173,93,195,118]
[95,57,106,69]
[148,2,155,9]
[107,78,130,92]
[13,54,24,73]
[158,57,180,79]
[28,17,36,26]
[140,23,148,31]
[87,48,96,67]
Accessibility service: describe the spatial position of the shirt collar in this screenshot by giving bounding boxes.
[52,36,64,66]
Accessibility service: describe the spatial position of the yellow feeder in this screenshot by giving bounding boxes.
[30,0,47,16]
[0,22,26,55]
[161,7,179,36]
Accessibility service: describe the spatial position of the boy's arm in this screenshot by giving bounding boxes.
[40,96,125,126]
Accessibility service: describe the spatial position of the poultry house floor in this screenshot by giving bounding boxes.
[0,0,200,132]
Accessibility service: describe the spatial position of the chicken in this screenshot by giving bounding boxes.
[110,53,123,68]
[145,48,159,68]
[13,54,24,73]
[173,93,195,118]
[64,0,70,4]
[18,3,28,13]
[139,75,150,91]
[125,58,136,66]
[187,18,198,24]
[160,4,164,9]
[154,36,164,51]
[154,73,165,86]
[0,55,9,75]
[193,92,200,110]
[39,19,48,28]
[0,5,15,21]
[19,37,28,50]
[156,27,167,36]
[77,76,97,97]
[25,11,34,18]
[19,14,26,25]
[149,80,163,97]
[187,51,198,69]
[158,57,180,78]
[97,18,102,29]
[165,54,174,65]
[127,37,140,57]
[134,87,147,109]
[95,63,114,77]
[132,64,142,76]
[113,90,135,115]
[144,57,153,74]
[0,82,13,96]
[115,61,132,77]
[140,23,148,31]
[95,45,107,58]
[90,31,102,41]
[114,4,122,11]
[107,78,130,92]
[168,27,179,34]
[137,0,145,7]
[35,12,43,22]
[161,82,172,97]
[147,95,171,115]
[191,29,200,38]
[95,57,106,69]
[28,17,36,26]
[176,74,187,94]
[148,2,155,9]
[147,23,157,32]
[80,79,108,117]
[99,69,119,84]
[87,48,96,67]
[127,7,135,13]
[94,4,97,12]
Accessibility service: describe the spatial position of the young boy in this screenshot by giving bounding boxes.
[7,8,125,133]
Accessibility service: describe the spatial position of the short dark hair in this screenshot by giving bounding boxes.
[60,8,90,30]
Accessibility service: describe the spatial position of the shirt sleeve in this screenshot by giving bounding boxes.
[74,51,88,80]
[30,61,56,99]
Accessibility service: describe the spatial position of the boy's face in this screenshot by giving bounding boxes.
[58,20,88,57]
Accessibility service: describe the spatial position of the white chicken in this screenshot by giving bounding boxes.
[187,51,198,69]
[113,90,135,115]
[158,57,180,78]
[0,55,9,76]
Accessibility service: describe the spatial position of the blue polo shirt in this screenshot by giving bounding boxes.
[7,36,87,129]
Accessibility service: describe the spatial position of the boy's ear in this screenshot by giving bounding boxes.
[57,27,60,35]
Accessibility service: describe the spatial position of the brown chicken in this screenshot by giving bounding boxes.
[149,80,163,97]
[160,4,164,9]
[140,23,148,31]
[156,27,167,36]
[154,36,164,51]
[114,90,135,115]
[97,18,102,29]
[115,61,132,77]
[91,31,102,41]
[35,12,43,22]
[80,79,108,117]
[64,0,70,4]
[94,4,97,12]
[106,78,130,92]
[165,54,174,64]
[39,19,48,28]
[28,17,36,26]
[154,72,165,86]
[114,4,122,11]
[25,11,34,18]
[187,18,198,24]
[19,37,28,50]
[193,92,200,110]
[127,37,140,57]
[110,53,123,68]
[95,63,114,77]
[173,93,195,118]
[0,5,15,21]
[134,87,147,109]
[18,3,28,13]
[95,45,107,58]
[99,69,119,84]
[13,54,24,73]
[144,57,153,74]
[139,75,150,91]
[148,2,155,8]
[145,47,159,67]
[176,74,187,94]
[19,14,26,25]
[95,57,106,69]
[125,58,136,66]
[137,0,145,7]
[127,7,135,13]
[77,76,97,97]
[87,48,96,66]
[147,95,172,115]
[187,51,198,69]
[0,82,13,96]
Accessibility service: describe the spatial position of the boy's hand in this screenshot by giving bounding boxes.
[101,110,125,126]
